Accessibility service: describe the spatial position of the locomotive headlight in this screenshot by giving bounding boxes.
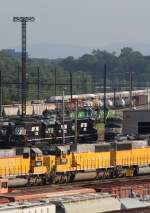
[64,129,67,133]
[1,129,7,136]
[72,125,75,131]
[61,158,67,164]
[61,124,67,133]
[35,132,39,136]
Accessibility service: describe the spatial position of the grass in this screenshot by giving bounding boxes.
[96,122,105,142]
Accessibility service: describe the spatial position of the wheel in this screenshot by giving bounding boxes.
[133,166,139,176]
[69,173,76,182]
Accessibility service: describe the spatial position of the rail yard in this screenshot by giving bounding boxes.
[0,100,150,212]
[0,88,150,212]
[1,1,150,212]
[0,84,150,213]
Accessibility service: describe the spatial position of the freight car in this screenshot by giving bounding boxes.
[132,94,147,106]
[0,140,150,185]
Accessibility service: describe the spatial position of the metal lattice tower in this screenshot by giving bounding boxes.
[13,16,35,116]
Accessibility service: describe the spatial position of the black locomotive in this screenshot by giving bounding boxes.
[0,108,98,147]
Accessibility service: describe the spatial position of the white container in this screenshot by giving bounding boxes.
[0,202,56,213]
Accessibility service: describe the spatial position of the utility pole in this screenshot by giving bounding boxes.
[54,68,57,98]
[129,71,133,109]
[75,98,78,145]
[17,64,20,103]
[147,81,149,109]
[70,71,73,102]
[13,16,35,116]
[0,70,2,117]
[113,87,116,108]
[37,67,40,100]
[54,68,58,113]
[62,90,65,144]
[103,64,107,124]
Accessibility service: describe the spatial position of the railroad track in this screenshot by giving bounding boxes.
[13,173,150,192]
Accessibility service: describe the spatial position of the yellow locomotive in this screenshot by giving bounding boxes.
[0,140,149,185]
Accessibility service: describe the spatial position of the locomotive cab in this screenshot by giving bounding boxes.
[77,118,98,143]
[41,119,57,143]
[54,146,73,173]
[9,117,42,146]
[55,119,74,144]
[30,148,47,174]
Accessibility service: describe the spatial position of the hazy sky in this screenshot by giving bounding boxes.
[1,0,150,50]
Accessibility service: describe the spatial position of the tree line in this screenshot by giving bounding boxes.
[0,47,150,104]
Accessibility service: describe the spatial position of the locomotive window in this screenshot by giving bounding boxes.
[31,152,36,158]
[16,148,23,155]
[23,153,29,158]
[31,126,39,132]
[81,123,87,128]
[35,160,42,167]
[61,124,67,129]
[47,128,54,133]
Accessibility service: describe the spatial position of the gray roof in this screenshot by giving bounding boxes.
[120,198,149,209]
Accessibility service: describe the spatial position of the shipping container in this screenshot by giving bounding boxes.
[48,193,121,213]
[0,201,56,213]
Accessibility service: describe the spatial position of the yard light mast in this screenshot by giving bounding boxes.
[13,16,35,116]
